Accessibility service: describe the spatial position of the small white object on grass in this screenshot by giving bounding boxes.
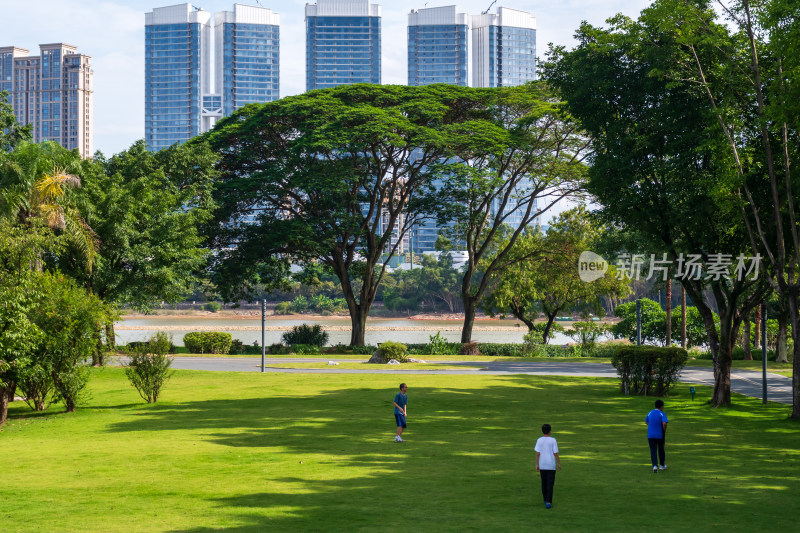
[327,361,339,366]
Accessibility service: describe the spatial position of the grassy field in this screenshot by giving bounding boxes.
[3,368,798,532]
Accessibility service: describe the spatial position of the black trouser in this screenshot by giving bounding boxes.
[648,437,665,467]
[540,469,556,504]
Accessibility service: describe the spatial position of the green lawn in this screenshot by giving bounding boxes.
[3,368,798,532]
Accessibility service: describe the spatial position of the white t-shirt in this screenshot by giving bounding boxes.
[535,435,559,470]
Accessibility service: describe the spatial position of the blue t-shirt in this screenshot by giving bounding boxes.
[394,392,407,415]
[646,408,668,438]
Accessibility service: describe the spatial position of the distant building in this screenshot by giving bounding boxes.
[472,6,536,88]
[408,5,469,86]
[0,44,93,157]
[145,3,279,151]
[305,0,381,91]
[215,4,280,118]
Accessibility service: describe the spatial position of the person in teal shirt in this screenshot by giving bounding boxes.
[393,383,408,442]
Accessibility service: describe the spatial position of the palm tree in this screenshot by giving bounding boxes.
[0,141,97,271]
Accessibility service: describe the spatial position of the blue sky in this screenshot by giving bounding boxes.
[4,1,653,156]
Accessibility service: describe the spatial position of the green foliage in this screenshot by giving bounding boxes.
[291,344,322,355]
[281,324,329,347]
[568,322,607,350]
[0,90,32,152]
[352,344,379,355]
[274,301,292,315]
[426,332,459,355]
[613,299,712,347]
[63,140,216,312]
[204,301,222,312]
[611,345,689,397]
[377,341,408,363]
[123,332,174,403]
[183,332,233,354]
[290,295,309,313]
[477,344,528,357]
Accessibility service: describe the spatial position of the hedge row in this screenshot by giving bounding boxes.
[611,345,688,397]
[183,332,233,354]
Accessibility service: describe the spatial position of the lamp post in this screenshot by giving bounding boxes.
[762,301,767,404]
[261,299,266,373]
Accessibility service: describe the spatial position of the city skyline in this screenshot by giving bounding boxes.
[4,1,653,156]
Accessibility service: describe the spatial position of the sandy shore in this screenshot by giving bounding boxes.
[115,324,524,332]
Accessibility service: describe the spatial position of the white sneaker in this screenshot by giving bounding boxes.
[659,465,667,471]
[396,437,404,442]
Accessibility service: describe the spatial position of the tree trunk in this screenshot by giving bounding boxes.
[743,313,752,360]
[349,305,369,346]
[0,383,15,426]
[776,308,789,363]
[461,297,477,343]
[754,305,761,349]
[542,313,559,345]
[665,279,672,346]
[681,288,687,349]
[710,307,740,408]
[788,293,800,419]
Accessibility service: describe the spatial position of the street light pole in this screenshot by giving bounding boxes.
[261,299,266,373]
[762,301,767,404]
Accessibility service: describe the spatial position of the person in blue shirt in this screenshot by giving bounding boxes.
[645,399,668,473]
[393,383,408,442]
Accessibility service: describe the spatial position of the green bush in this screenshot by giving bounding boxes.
[585,341,630,358]
[611,345,688,397]
[203,301,222,312]
[268,343,293,355]
[290,295,309,313]
[124,332,175,403]
[568,322,607,349]
[291,344,322,355]
[229,340,263,355]
[274,301,293,315]
[378,341,408,362]
[530,344,584,358]
[183,331,233,354]
[478,343,527,357]
[282,324,329,347]
[352,344,379,355]
[426,332,460,355]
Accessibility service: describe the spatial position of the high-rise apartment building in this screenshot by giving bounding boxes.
[407,5,469,86]
[145,3,279,151]
[305,0,381,91]
[0,44,93,158]
[472,6,536,88]
[215,4,280,118]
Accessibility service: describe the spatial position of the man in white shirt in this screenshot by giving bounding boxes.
[535,423,562,509]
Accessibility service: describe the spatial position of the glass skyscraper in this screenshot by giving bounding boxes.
[215,4,280,118]
[145,3,280,151]
[0,44,93,157]
[408,6,469,87]
[145,4,211,152]
[472,6,536,88]
[305,0,381,91]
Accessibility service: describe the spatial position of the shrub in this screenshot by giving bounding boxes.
[291,344,322,355]
[426,332,460,355]
[124,332,174,403]
[268,343,293,355]
[282,324,329,347]
[378,341,408,362]
[568,322,607,350]
[586,341,630,358]
[530,344,583,358]
[352,344,379,355]
[478,343,526,357]
[183,332,233,354]
[274,301,293,315]
[290,295,309,313]
[204,301,222,312]
[611,345,688,397]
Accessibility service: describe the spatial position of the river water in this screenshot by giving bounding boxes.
[115,316,577,346]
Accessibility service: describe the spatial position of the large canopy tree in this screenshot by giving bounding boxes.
[650,0,800,416]
[440,83,591,342]
[204,84,496,345]
[545,5,771,407]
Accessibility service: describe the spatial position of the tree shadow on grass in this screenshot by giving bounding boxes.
[100,375,799,532]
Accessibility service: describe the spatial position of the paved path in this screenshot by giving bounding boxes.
[146,357,793,405]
